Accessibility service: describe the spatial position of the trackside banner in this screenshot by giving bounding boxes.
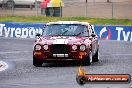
[94,25,132,41]
[0,22,44,38]
[0,22,132,41]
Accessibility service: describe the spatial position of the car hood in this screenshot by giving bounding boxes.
[36,36,91,45]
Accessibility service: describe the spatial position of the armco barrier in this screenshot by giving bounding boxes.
[0,22,132,41]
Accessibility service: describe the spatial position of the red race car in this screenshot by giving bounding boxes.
[33,21,99,67]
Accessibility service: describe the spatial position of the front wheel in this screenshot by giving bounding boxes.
[84,51,93,65]
[33,56,43,67]
[93,49,99,62]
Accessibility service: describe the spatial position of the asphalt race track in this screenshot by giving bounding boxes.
[0,37,132,88]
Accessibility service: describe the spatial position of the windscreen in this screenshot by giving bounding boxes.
[43,24,89,36]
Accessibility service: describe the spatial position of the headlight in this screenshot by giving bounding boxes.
[80,44,86,51]
[72,45,77,50]
[35,45,41,50]
[43,45,48,50]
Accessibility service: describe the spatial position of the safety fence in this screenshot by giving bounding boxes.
[0,0,132,19]
[0,22,132,41]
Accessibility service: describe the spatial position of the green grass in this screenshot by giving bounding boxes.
[0,16,132,25]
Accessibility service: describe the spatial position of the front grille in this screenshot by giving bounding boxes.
[51,44,69,54]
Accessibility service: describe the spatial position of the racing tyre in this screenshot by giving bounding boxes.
[33,56,43,67]
[84,51,92,65]
[93,49,99,62]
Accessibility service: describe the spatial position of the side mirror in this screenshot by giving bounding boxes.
[36,33,41,37]
[91,34,96,37]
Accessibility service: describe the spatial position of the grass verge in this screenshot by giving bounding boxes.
[0,16,132,25]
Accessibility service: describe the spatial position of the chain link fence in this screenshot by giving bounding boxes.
[0,0,132,19]
[63,0,132,19]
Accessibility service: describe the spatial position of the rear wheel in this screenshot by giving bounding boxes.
[93,49,99,62]
[33,56,43,67]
